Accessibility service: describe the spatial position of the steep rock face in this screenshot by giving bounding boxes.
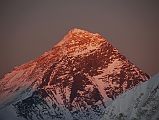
[0,28,149,120]
[101,74,159,120]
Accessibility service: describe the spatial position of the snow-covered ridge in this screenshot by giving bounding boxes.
[101,74,159,120]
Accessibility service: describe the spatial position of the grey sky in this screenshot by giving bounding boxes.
[0,0,159,78]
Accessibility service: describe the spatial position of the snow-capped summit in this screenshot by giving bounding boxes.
[55,28,106,57]
[0,28,149,120]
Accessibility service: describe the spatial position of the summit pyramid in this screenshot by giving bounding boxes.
[0,28,149,120]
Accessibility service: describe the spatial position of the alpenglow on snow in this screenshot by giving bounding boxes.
[0,28,149,120]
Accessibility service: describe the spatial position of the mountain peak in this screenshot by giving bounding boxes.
[0,28,150,120]
[55,28,106,48]
[69,28,87,34]
[68,28,99,35]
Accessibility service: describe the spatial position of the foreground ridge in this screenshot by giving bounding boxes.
[101,74,159,120]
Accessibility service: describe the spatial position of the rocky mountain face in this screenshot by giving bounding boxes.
[101,74,159,120]
[0,29,149,120]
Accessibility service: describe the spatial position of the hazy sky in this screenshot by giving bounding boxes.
[0,0,159,78]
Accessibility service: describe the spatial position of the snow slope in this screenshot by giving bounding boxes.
[101,74,159,120]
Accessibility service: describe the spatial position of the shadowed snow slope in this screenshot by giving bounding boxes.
[101,74,159,120]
